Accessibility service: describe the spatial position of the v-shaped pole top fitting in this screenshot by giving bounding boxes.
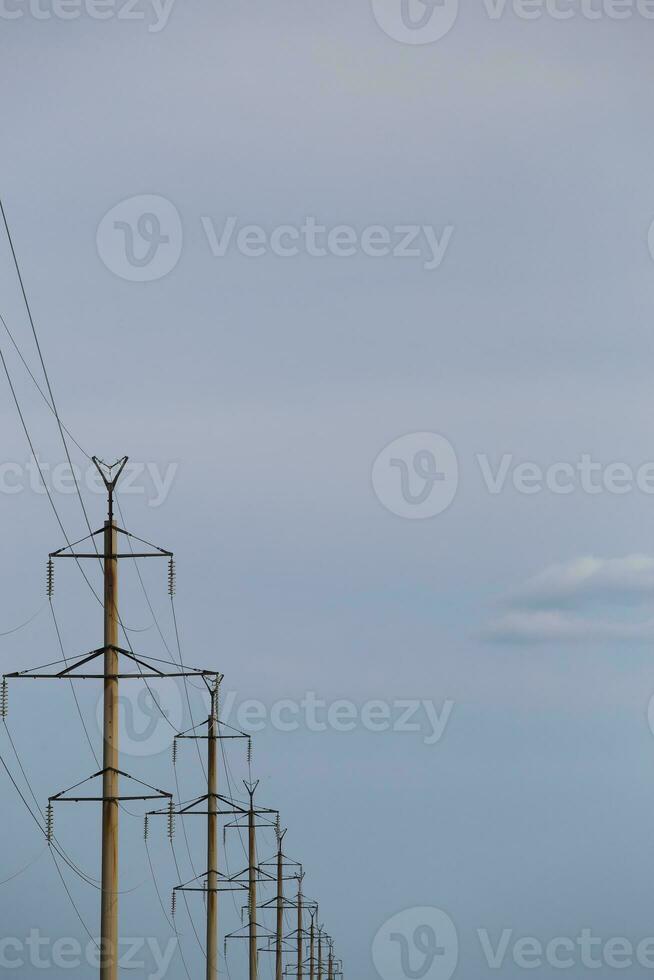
[92,455,128,523]
[244,779,261,804]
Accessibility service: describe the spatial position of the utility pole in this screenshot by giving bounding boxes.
[309,911,316,980]
[258,828,303,977]
[207,678,220,980]
[247,780,260,980]
[156,705,260,976]
[276,828,287,980]
[327,939,334,980]
[224,784,279,973]
[318,927,323,980]
[297,873,304,980]
[100,460,123,980]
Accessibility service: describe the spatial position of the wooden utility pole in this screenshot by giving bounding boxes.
[207,679,220,980]
[297,874,304,980]
[247,781,259,980]
[309,912,316,980]
[100,464,123,980]
[161,688,255,976]
[276,828,287,980]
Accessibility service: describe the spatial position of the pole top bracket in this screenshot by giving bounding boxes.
[92,456,128,523]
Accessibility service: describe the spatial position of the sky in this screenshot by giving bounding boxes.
[2,2,654,979]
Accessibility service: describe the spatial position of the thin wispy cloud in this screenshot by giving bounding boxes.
[485,610,654,645]
[484,555,654,644]
[506,555,654,609]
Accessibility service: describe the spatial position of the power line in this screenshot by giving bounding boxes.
[0,747,98,941]
[0,345,103,606]
[49,599,101,769]
[0,198,100,563]
[0,309,90,458]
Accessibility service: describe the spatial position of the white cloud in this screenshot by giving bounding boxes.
[484,610,654,645]
[484,555,654,645]
[506,555,654,609]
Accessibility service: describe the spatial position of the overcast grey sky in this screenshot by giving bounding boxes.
[2,2,654,979]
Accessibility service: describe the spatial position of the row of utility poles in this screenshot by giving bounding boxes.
[3,458,343,980]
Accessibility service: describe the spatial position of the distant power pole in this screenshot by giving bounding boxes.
[309,911,316,980]
[224,783,278,975]
[276,828,287,980]
[247,780,259,980]
[297,872,304,980]
[206,677,221,980]
[258,826,303,978]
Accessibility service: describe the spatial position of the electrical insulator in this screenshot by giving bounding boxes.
[172,739,178,767]
[144,814,149,842]
[167,798,175,840]
[171,890,177,921]
[1,678,8,719]
[168,558,176,597]
[247,738,252,767]
[46,802,54,844]
[47,559,54,599]
[275,814,281,840]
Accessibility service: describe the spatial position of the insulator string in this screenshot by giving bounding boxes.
[167,798,175,840]
[46,802,54,844]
